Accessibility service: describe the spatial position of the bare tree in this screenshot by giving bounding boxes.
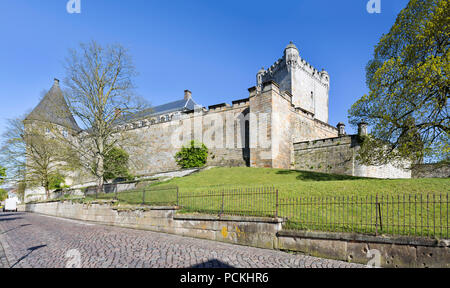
[62,41,148,194]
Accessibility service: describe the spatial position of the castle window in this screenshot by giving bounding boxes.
[62,129,68,138]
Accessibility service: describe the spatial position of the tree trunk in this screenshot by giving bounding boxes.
[96,150,104,198]
[96,176,104,198]
[45,187,50,200]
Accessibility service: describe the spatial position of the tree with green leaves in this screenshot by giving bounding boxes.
[0,118,75,199]
[349,0,449,165]
[0,189,7,202]
[175,141,208,168]
[103,147,132,181]
[0,165,5,185]
[0,165,6,202]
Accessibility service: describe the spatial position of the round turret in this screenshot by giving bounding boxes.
[257,67,265,87]
[284,42,299,69]
[284,41,299,52]
[320,69,330,83]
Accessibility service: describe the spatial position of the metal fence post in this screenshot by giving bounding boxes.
[142,188,146,205]
[221,189,225,216]
[375,195,379,236]
[176,186,179,207]
[275,189,279,218]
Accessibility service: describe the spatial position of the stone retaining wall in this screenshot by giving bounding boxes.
[278,230,449,268]
[412,163,450,178]
[21,202,281,250]
[20,202,449,268]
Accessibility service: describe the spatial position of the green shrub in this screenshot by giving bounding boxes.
[48,173,68,190]
[104,147,133,181]
[174,141,208,168]
[0,188,7,202]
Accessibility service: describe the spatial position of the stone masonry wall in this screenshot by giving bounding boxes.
[293,136,356,175]
[412,163,450,178]
[293,136,411,179]
[123,102,250,176]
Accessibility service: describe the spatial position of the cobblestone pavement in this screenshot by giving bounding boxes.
[0,212,364,268]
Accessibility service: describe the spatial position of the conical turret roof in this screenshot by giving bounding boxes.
[25,79,81,132]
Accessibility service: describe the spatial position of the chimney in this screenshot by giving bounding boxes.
[358,120,368,137]
[184,90,192,100]
[54,78,60,86]
[337,122,346,137]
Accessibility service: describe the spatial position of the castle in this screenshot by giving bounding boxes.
[25,42,411,192]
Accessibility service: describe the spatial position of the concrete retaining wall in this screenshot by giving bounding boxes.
[20,202,449,268]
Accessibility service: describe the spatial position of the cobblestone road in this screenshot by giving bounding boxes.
[0,212,364,268]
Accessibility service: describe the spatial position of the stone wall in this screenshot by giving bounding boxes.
[412,163,450,178]
[291,109,338,143]
[21,201,449,267]
[122,102,250,176]
[293,135,411,178]
[293,136,355,175]
[249,81,294,168]
[278,230,449,268]
[22,201,281,250]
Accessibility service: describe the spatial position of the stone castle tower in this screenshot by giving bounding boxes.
[257,42,330,123]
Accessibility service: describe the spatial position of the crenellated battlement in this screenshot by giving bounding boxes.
[293,135,356,151]
[259,54,329,88]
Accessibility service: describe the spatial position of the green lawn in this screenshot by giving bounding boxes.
[147,167,449,197]
[91,167,449,238]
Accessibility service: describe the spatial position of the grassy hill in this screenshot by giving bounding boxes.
[148,167,449,198]
[90,167,448,237]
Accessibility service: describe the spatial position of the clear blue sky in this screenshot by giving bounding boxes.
[0,0,409,136]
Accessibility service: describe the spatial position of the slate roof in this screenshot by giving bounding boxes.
[124,97,200,122]
[142,98,198,117]
[24,79,81,132]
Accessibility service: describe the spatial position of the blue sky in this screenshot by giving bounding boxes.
[0,0,409,136]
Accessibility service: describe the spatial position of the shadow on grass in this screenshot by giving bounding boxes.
[276,170,368,182]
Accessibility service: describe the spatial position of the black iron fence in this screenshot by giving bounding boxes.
[178,186,278,218]
[87,183,448,239]
[279,194,449,238]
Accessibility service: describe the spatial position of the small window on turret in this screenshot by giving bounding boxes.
[62,129,68,138]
